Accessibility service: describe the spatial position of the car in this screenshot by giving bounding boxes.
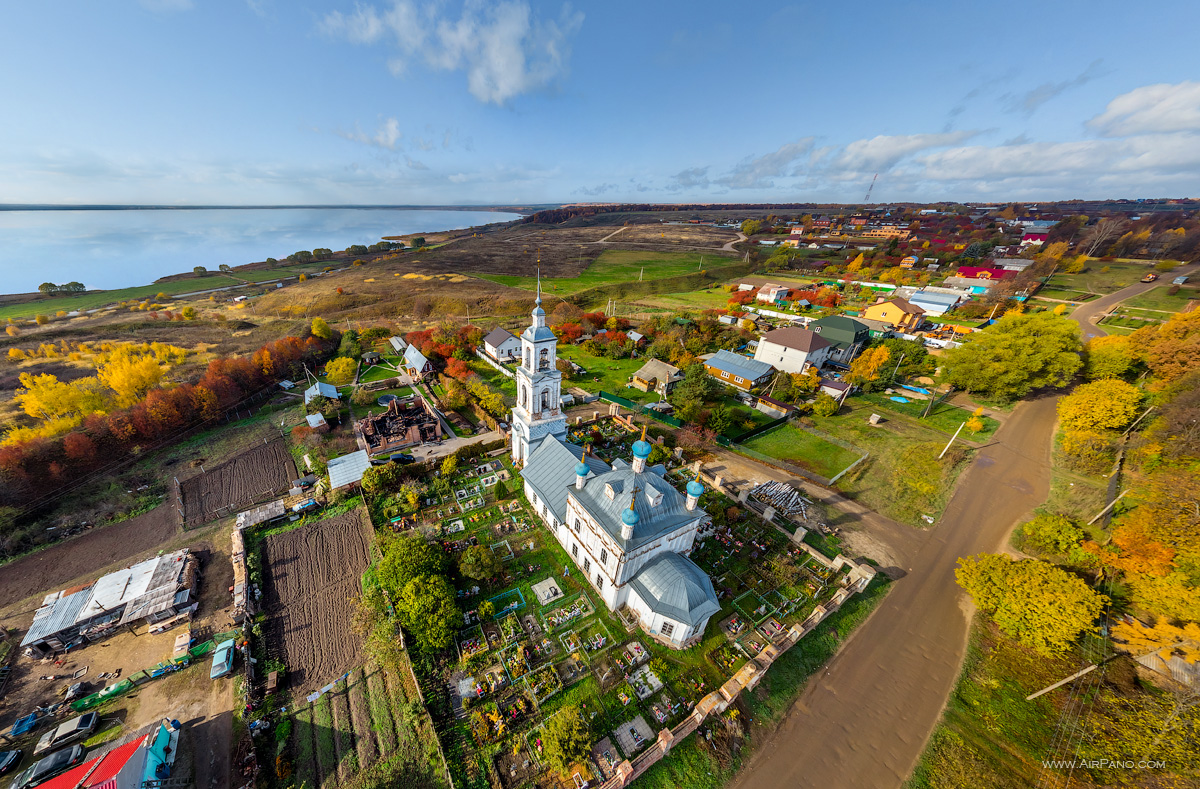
[389,453,416,464]
[10,745,87,789]
[1141,272,1158,283]
[210,638,236,679]
[1173,275,1189,285]
[33,713,98,756]
[63,682,87,703]
[0,750,22,776]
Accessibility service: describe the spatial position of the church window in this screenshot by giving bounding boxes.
[572,543,579,558]
[584,558,591,572]
[600,549,607,565]
[520,386,528,408]
[574,518,581,533]
[525,348,531,369]
[604,483,615,500]
[595,574,604,591]
[539,348,549,370]
[661,622,675,638]
[541,389,550,410]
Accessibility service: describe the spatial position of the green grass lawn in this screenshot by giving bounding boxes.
[714,396,775,438]
[1121,285,1199,312]
[1044,262,1149,295]
[636,288,739,312]
[360,362,406,383]
[476,249,741,295]
[1032,288,1092,302]
[468,360,517,401]
[0,275,245,320]
[232,268,295,282]
[741,424,861,478]
[858,392,1000,439]
[807,401,973,527]
[556,345,657,401]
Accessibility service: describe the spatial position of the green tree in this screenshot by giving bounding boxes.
[361,462,404,496]
[493,478,508,500]
[540,706,592,776]
[441,454,459,478]
[325,357,357,385]
[1020,513,1086,555]
[813,392,840,417]
[741,219,762,236]
[180,306,198,320]
[310,316,334,340]
[672,362,717,405]
[1082,335,1135,381]
[398,574,461,652]
[377,534,445,597]
[940,312,1082,402]
[478,600,495,620]
[193,265,207,275]
[458,544,502,582]
[707,403,732,435]
[955,554,1106,655]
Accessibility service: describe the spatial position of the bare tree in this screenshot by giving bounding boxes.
[1084,218,1127,257]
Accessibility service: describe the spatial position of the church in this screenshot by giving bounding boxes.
[513,284,720,649]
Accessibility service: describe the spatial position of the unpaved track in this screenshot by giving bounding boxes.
[728,276,1194,788]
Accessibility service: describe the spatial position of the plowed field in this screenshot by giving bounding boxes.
[180,439,295,524]
[0,506,178,614]
[263,511,373,695]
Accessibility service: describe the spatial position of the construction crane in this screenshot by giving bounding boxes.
[864,173,878,202]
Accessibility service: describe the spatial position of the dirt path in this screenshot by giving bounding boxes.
[723,231,747,251]
[726,274,1193,788]
[596,226,629,243]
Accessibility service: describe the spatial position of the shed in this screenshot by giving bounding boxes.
[303,381,339,404]
[328,450,371,490]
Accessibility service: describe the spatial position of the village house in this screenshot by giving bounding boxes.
[303,381,339,405]
[862,297,926,332]
[702,349,775,391]
[483,327,521,362]
[403,344,435,379]
[756,284,791,303]
[809,316,871,364]
[629,358,684,397]
[753,326,832,374]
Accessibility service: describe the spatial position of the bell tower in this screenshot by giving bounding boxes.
[511,272,567,463]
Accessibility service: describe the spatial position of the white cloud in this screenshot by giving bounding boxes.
[335,118,403,150]
[1089,81,1200,136]
[717,139,813,189]
[830,131,978,173]
[667,166,710,191]
[320,1,583,105]
[1003,60,1105,115]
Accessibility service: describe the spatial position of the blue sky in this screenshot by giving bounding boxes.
[3,0,1200,205]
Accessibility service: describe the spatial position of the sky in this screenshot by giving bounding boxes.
[3,0,1200,206]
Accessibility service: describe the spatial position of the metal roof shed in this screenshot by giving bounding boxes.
[328,450,371,490]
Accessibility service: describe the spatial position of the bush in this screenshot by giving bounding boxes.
[813,393,840,417]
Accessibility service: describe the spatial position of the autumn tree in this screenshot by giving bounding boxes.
[940,312,1082,402]
[955,553,1107,655]
[98,348,165,408]
[324,356,356,385]
[1057,379,1143,433]
[441,454,459,478]
[1112,618,1200,664]
[813,392,840,417]
[1020,512,1086,555]
[846,345,890,389]
[1082,335,1135,381]
[741,219,762,236]
[1130,310,1200,383]
[540,706,592,776]
[310,316,334,340]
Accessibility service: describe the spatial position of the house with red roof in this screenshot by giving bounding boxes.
[38,721,179,789]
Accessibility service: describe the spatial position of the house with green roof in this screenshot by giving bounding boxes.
[809,315,870,364]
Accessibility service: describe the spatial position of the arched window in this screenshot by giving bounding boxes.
[524,348,531,369]
[539,347,549,370]
[541,389,550,410]
[520,386,528,408]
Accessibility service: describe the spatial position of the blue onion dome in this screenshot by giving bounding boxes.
[575,460,590,477]
[687,479,705,497]
[631,439,652,460]
[622,507,640,527]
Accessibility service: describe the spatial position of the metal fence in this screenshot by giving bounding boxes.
[598,391,686,428]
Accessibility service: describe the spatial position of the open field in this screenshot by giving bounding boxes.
[604,224,738,246]
[741,424,861,478]
[0,276,244,321]
[1120,284,1199,312]
[1042,261,1150,295]
[263,510,373,695]
[556,345,654,401]
[475,249,741,295]
[858,392,1000,438]
[0,505,178,612]
[232,268,295,282]
[633,288,739,311]
[180,438,296,524]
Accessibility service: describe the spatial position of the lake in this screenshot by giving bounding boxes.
[0,207,522,294]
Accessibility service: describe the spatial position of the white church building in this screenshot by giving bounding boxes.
[513,285,720,649]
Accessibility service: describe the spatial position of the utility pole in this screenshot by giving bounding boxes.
[938,421,966,460]
[890,353,906,382]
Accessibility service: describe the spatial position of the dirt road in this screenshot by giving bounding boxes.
[1071,262,1197,339]
[727,274,1199,788]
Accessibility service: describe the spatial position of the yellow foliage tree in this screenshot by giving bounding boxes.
[1064,255,1088,274]
[1040,241,1069,261]
[845,346,890,386]
[15,373,107,420]
[1057,379,1143,432]
[98,349,166,408]
[324,356,357,385]
[1112,618,1200,664]
[8,348,25,360]
[846,253,865,273]
[1082,334,1135,380]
